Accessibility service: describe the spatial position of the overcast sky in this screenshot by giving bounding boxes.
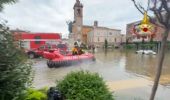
[0,0,148,38]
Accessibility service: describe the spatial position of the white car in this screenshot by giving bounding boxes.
[136,50,156,55]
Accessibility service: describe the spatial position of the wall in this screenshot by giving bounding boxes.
[82,26,93,44]
[87,27,122,47]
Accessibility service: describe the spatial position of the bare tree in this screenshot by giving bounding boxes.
[0,0,17,11]
[131,0,170,100]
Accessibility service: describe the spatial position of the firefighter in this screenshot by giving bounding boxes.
[72,42,79,55]
[72,41,85,55]
[78,43,85,55]
[72,46,78,55]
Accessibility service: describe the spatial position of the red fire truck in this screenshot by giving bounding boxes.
[13,31,62,49]
[13,31,69,58]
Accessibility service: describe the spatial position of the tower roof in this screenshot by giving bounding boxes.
[74,0,83,8]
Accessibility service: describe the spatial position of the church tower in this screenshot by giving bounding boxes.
[73,0,83,40]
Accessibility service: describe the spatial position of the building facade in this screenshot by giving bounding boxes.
[87,21,122,47]
[71,0,123,46]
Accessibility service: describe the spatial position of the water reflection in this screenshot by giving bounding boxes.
[33,49,170,87]
[124,50,170,85]
[33,49,170,99]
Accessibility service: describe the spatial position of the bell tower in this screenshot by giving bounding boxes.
[73,0,83,40]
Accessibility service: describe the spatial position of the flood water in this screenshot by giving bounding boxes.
[33,49,170,100]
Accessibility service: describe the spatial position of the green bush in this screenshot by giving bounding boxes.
[24,88,47,100]
[139,43,155,49]
[57,71,114,100]
[38,87,48,94]
[124,44,135,49]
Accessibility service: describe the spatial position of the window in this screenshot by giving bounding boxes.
[115,38,117,42]
[109,32,112,35]
[39,46,44,50]
[20,41,25,48]
[57,44,67,49]
[47,45,51,49]
[34,36,41,44]
[77,9,81,16]
[97,33,100,35]
[98,37,100,42]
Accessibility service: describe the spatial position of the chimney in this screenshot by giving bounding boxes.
[94,21,98,27]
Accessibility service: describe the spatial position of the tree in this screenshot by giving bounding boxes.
[0,21,33,100]
[104,39,108,49]
[0,0,17,11]
[131,0,170,100]
[0,1,33,99]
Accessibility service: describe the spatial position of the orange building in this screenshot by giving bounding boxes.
[81,25,93,43]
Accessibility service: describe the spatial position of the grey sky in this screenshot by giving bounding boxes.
[0,0,147,37]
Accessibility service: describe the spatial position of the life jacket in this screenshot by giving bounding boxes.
[72,47,78,53]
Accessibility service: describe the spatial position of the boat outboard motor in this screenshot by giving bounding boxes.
[47,87,63,100]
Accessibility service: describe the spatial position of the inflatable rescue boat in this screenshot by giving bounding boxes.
[43,50,95,68]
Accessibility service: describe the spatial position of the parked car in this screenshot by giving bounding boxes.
[26,44,68,58]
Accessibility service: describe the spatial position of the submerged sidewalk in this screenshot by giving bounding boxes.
[106,78,151,91]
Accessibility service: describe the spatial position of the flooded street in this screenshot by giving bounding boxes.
[33,50,170,100]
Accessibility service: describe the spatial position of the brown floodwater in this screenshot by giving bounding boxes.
[33,49,170,100]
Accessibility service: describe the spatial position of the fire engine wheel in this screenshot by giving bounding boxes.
[28,53,35,59]
[54,61,61,67]
[47,60,53,68]
[47,60,51,68]
[56,61,59,67]
[92,57,96,61]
